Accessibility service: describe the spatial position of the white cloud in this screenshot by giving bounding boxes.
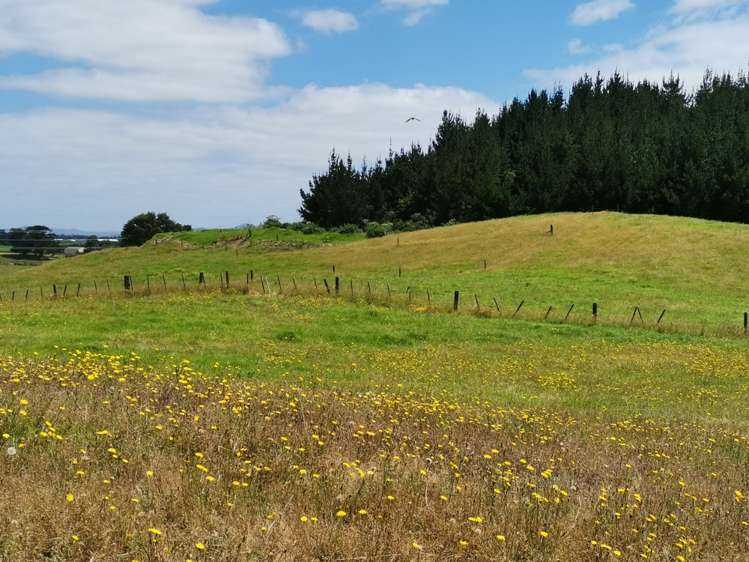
[0,0,291,103]
[299,9,359,34]
[568,38,592,55]
[672,0,747,13]
[572,0,635,25]
[380,0,448,26]
[526,10,749,91]
[0,85,495,230]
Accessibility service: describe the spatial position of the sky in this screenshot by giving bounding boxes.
[2,0,749,231]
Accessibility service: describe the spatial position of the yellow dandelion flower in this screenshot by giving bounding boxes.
[336,510,347,518]
[195,543,206,551]
[66,493,74,503]
[496,534,506,542]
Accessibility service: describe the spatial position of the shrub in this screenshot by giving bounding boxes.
[366,222,393,238]
[336,224,361,234]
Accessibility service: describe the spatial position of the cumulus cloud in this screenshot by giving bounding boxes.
[0,85,496,230]
[0,0,291,103]
[671,0,747,13]
[380,0,448,26]
[299,9,359,34]
[571,0,635,25]
[527,5,749,92]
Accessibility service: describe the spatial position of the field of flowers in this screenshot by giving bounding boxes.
[2,350,747,561]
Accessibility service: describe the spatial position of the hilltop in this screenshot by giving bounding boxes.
[1,212,749,330]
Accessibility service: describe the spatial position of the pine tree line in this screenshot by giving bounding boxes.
[299,70,749,229]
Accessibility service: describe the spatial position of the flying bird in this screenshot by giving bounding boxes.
[405,117,421,123]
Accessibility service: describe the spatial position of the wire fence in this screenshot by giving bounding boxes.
[1,268,748,340]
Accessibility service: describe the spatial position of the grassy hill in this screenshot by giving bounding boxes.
[2,212,749,330]
[3,213,749,560]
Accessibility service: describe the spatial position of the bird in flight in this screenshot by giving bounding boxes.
[405,117,421,123]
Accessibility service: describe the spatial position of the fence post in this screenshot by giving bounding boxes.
[427,289,432,307]
[512,300,525,319]
[106,280,111,296]
[199,272,206,288]
[335,277,340,296]
[324,279,330,295]
[562,304,573,321]
[453,291,460,312]
[162,274,167,291]
[277,274,283,293]
[744,312,748,336]
[592,303,598,324]
[225,272,230,288]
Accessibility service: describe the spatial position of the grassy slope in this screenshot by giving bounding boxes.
[2,212,749,329]
[2,214,749,560]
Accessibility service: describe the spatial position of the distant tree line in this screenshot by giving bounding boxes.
[0,226,59,257]
[300,70,749,229]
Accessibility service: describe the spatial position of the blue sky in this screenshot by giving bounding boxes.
[2,0,748,231]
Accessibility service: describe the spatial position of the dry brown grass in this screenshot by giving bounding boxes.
[2,351,748,561]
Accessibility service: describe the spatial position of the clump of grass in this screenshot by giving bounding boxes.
[1,351,747,561]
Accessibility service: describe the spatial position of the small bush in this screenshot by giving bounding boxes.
[366,222,393,238]
[301,223,325,235]
[336,224,361,235]
[263,215,283,228]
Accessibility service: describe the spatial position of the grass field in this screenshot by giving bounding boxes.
[1,213,749,560]
[2,212,749,331]
[155,226,364,246]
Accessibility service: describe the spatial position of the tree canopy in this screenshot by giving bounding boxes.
[0,226,59,257]
[300,70,749,228]
[120,212,191,247]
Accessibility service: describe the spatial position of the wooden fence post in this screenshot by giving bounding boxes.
[453,291,460,312]
[335,277,340,296]
[199,272,205,288]
[512,300,525,319]
[592,303,598,324]
[564,304,575,321]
